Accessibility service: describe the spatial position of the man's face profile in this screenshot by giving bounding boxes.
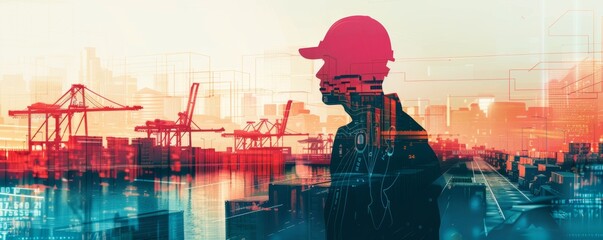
[299,15,395,106]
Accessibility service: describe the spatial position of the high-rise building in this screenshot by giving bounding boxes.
[288,114,321,134]
[0,74,27,123]
[103,75,139,131]
[133,88,165,122]
[449,103,486,147]
[548,61,598,144]
[163,96,183,120]
[487,102,526,151]
[79,48,139,133]
[30,76,63,104]
[285,101,310,116]
[425,105,447,135]
[241,93,257,118]
[205,95,221,118]
[264,104,277,116]
[108,75,138,105]
[80,48,111,93]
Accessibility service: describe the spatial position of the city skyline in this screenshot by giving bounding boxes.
[1,52,603,154]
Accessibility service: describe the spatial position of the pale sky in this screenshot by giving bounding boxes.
[0,0,602,110]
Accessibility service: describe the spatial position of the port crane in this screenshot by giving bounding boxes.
[8,84,143,152]
[221,100,308,152]
[298,133,333,155]
[134,83,224,147]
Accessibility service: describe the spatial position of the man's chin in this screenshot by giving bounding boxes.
[321,94,344,105]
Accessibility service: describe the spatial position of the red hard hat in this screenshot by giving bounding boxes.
[299,16,395,63]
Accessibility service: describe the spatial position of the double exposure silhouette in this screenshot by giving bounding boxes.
[300,16,442,240]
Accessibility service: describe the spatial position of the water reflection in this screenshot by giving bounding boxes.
[0,162,328,239]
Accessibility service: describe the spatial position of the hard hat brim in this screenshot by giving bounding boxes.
[299,46,322,60]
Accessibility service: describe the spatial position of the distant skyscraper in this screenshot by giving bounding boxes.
[133,88,165,122]
[108,75,138,105]
[0,74,27,123]
[164,96,183,120]
[548,61,598,144]
[425,105,447,135]
[286,101,310,116]
[80,48,110,92]
[104,75,138,130]
[241,93,257,118]
[30,76,63,104]
[79,48,132,132]
[205,95,221,118]
[264,104,277,116]
[288,114,320,134]
[487,102,526,151]
[450,103,486,147]
[487,102,526,121]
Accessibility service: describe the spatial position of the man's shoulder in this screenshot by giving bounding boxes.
[398,113,425,131]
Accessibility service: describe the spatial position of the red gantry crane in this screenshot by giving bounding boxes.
[298,133,333,155]
[221,100,308,152]
[8,84,143,152]
[134,83,224,147]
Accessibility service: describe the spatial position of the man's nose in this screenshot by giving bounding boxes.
[317,62,335,80]
[316,64,325,79]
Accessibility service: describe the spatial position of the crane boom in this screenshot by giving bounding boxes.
[279,100,292,135]
[181,83,199,127]
[8,84,143,152]
[221,100,307,152]
[134,82,224,147]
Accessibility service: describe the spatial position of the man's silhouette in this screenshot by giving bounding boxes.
[299,16,442,240]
